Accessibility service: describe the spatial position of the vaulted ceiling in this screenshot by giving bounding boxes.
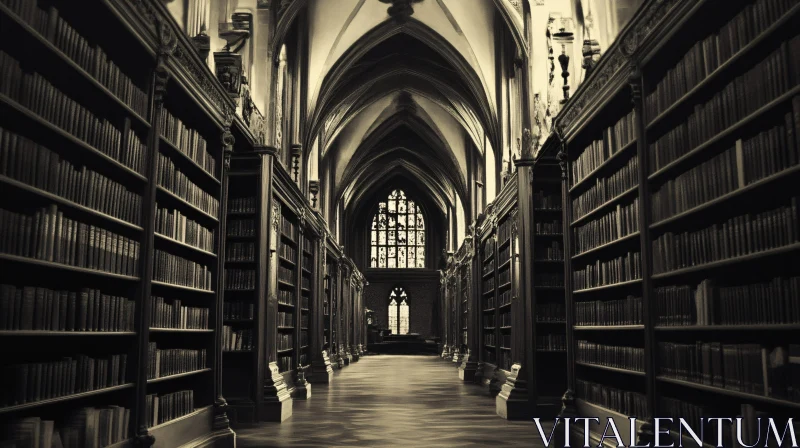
[277,0,525,246]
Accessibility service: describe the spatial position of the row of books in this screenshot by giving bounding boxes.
[302,252,313,271]
[482,278,494,293]
[145,390,194,428]
[279,241,296,261]
[227,218,255,239]
[226,241,254,262]
[657,342,797,399]
[277,356,293,373]
[498,215,513,244]
[575,296,643,327]
[277,311,294,327]
[300,331,308,347]
[277,333,294,351]
[500,311,512,327]
[571,155,639,221]
[648,41,796,173]
[0,127,143,226]
[222,326,252,351]
[0,52,147,176]
[573,251,642,290]
[742,114,799,185]
[498,245,511,264]
[278,266,295,285]
[535,273,564,287]
[35,3,149,118]
[301,296,309,310]
[301,276,311,291]
[499,290,511,307]
[281,214,296,239]
[537,334,566,351]
[0,205,141,277]
[229,196,256,214]
[535,219,561,235]
[223,301,254,321]
[533,191,560,210]
[498,269,510,285]
[571,110,636,185]
[644,0,798,120]
[484,334,495,346]
[484,295,495,310]
[535,303,564,322]
[577,340,645,372]
[146,343,207,379]
[155,206,215,253]
[651,142,742,222]
[159,108,216,177]
[152,250,212,290]
[573,199,639,256]
[300,314,309,328]
[225,268,254,290]
[150,296,209,329]
[1,406,131,448]
[576,379,647,418]
[651,199,798,274]
[278,290,294,306]
[1,354,128,407]
[535,241,564,261]
[156,154,218,217]
[0,285,135,332]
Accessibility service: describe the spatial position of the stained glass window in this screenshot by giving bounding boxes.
[388,287,410,335]
[370,189,426,268]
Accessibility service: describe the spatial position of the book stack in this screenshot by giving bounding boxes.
[535,241,564,261]
[225,241,254,262]
[3,406,131,448]
[278,311,294,327]
[0,205,140,276]
[278,289,294,306]
[228,196,256,214]
[155,206,215,252]
[571,155,639,221]
[1,127,143,225]
[223,301,254,321]
[150,296,209,329]
[535,219,562,235]
[576,379,647,417]
[535,303,565,322]
[0,285,135,331]
[537,334,566,351]
[227,218,255,238]
[575,296,642,326]
[573,251,642,290]
[573,198,639,255]
[533,191,561,210]
[224,268,255,290]
[156,154,219,217]
[145,390,194,427]
[147,343,207,379]
[277,333,293,351]
[1,353,128,406]
[159,108,216,177]
[577,340,645,372]
[222,326,253,352]
[153,250,212,290]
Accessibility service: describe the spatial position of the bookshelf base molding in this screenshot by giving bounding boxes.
[308,351,334,384]
[292,370,311,400]
[441,345,452,359]
[226,399,257,426]
[495,367,532,420]
[472,361,485,384]
[186,428,237,448]
[457,359,478,382]
[261,363,293,422]
[488,367,505,397]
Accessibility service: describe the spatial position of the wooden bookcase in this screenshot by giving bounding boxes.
[0,0,243,445]
[555,0,800,443]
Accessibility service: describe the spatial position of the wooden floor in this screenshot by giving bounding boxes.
[235,355,547,447]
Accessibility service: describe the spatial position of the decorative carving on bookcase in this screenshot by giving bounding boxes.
[123,0,159,32]
[212,397,231,431]
[299,209,306,234]
[558,48,626,130]
[272,203,282,233]
[153,18,177,105]
[214,52,243,99]
[222,108,235,171]
[629,64,643,105]
[620,0,684,57]
[291,144,303,184]
[172,44,230,114]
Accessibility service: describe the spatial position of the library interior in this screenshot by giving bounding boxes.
[0,0,799,446]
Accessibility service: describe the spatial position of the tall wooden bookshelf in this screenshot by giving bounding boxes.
[531,152,568,416]
[275,199,298,384]
[555,0,800,444]
[0,0,239,445]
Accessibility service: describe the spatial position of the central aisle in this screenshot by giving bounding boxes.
[236,355,548,447]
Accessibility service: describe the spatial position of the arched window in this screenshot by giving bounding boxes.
[370,189,425,268]
[388,287,410,335]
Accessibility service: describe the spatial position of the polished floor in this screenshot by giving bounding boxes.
[235,355,547,447]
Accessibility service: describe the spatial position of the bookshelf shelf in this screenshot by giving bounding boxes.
[149,405,212,431]
[158,136,220,187]
[0,3,151,128]
[648,85,800,184]
[0,383,135,415]
[278,302,295,308]
[0,175,144,233]
[277,348,293,354]
[576,362,646,377]
[279,256,296,266]
[570,186,638,227]
[156,187,218,224]
[154,233,217,259]
[147,368,212,384]
[571,232,640,261]
[497,258,511,270]
[572,279,642,295]
[574,325,644,331]
[0,331,137,336]
[657,377,800,409]
[0,254,140,281]
[149,328,214,334]
[655,324,800,331]
[645,2,800,131]
[649,164,800,231]
[151,280,214,294]
[278,280,295,288]
[569,139,638,194]
[651,242,800,280]
[0,94,148,186]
